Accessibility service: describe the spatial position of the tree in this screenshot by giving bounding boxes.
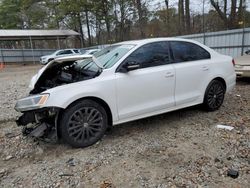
[185,0,190,33]
[113,0,134,41]
[134,0,148,38]
[57,0,93,46]
[0,0,22,29]
[210,0,246,29]
[178,0,185,34]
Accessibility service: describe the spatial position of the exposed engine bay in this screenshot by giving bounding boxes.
[16,58,102,141]
[30,60,101,94]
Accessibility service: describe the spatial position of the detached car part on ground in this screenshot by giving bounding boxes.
[15,38,236,148]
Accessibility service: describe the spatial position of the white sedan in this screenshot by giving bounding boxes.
[15,38,236,148]
[40,49,81,65]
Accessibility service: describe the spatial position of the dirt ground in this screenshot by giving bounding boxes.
[0,65,249,188]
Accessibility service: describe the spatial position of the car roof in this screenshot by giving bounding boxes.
[115,37,200,46]
[56,48,78,51]
[85,49,99,52]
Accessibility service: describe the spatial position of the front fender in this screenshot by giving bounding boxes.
[42,79,118,122]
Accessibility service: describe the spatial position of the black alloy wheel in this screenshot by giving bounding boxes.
[60,100,108,148]
[203,80,225,111]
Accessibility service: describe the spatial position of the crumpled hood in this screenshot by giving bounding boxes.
[29,54,93,90]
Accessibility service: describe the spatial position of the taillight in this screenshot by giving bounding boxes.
[232,59,235,66]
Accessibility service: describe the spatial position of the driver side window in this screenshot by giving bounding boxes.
[123,42,170,69]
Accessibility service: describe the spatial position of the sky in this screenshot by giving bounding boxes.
[148,0,213,13]
[148,0,250,13]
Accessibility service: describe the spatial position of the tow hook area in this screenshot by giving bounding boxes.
[16,107,60,142]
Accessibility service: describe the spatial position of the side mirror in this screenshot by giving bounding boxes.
[121,61,140,72]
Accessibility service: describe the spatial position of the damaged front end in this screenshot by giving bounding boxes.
[15,56,103,141]
[16,107,60,142]
[15,94,61,142]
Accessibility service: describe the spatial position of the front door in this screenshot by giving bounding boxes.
[115,42,176,120]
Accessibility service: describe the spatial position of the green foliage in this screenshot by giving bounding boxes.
[0,0,23,28]
[0,0,49,29]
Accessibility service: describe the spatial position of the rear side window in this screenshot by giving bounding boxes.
[123,42,170,68]
[57,50,73,55]
[73,49,80,53]
[170,41,210,62]
[63,50,73,54]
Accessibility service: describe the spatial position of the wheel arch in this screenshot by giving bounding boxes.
[56,96,113,138]
[203,76,227,102]
[212,77,226,91]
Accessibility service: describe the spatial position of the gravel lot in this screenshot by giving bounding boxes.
[0,65,249,187]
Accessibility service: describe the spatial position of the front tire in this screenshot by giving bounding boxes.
[203,80,226,111]
[60,100,108,148]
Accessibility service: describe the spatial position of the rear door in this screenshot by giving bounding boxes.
[115,42,176,120]
[170,41,212,106]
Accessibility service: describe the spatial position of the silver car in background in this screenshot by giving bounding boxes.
[40,49,80,65]
[235,50,250,77]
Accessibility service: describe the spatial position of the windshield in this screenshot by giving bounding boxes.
[75,44,135,72]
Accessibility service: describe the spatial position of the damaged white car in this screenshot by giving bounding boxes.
[15,38,236,148]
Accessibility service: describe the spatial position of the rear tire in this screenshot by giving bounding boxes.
[203,80,225,111]
[60,100,108,148]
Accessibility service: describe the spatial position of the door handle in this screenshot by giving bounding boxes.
[202,66,209,71]
[165,72,174,78]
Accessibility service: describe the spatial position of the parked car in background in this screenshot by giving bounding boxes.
[40,49,80,65]
[15,38,236,148]
[52,49,102,63]
[83,49,101,55]
[235,50,250,77]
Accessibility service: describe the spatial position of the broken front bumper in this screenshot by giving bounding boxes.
[16,107,61,141]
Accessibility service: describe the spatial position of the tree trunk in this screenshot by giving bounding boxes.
[136,0,145,38]
[229,0,237,28]
[113,2,119,42]
[223,0,227,15]
[77,13,85,47]
[105,16,111,43]
[85,10,91,46]
[178,0,185,34]
[101,0,111,43]
[210,0,229,28]
[185,0,190,33]
[238,0,244,26]
[120,1,125,41]
[165,0,169,25]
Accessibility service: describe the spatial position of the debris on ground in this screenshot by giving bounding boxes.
[58,173,74,177]
[66,158,76,167]
[216,124,234,130]
[227,169,239,179]
[4,155,14,161]
[100,179,115,188]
